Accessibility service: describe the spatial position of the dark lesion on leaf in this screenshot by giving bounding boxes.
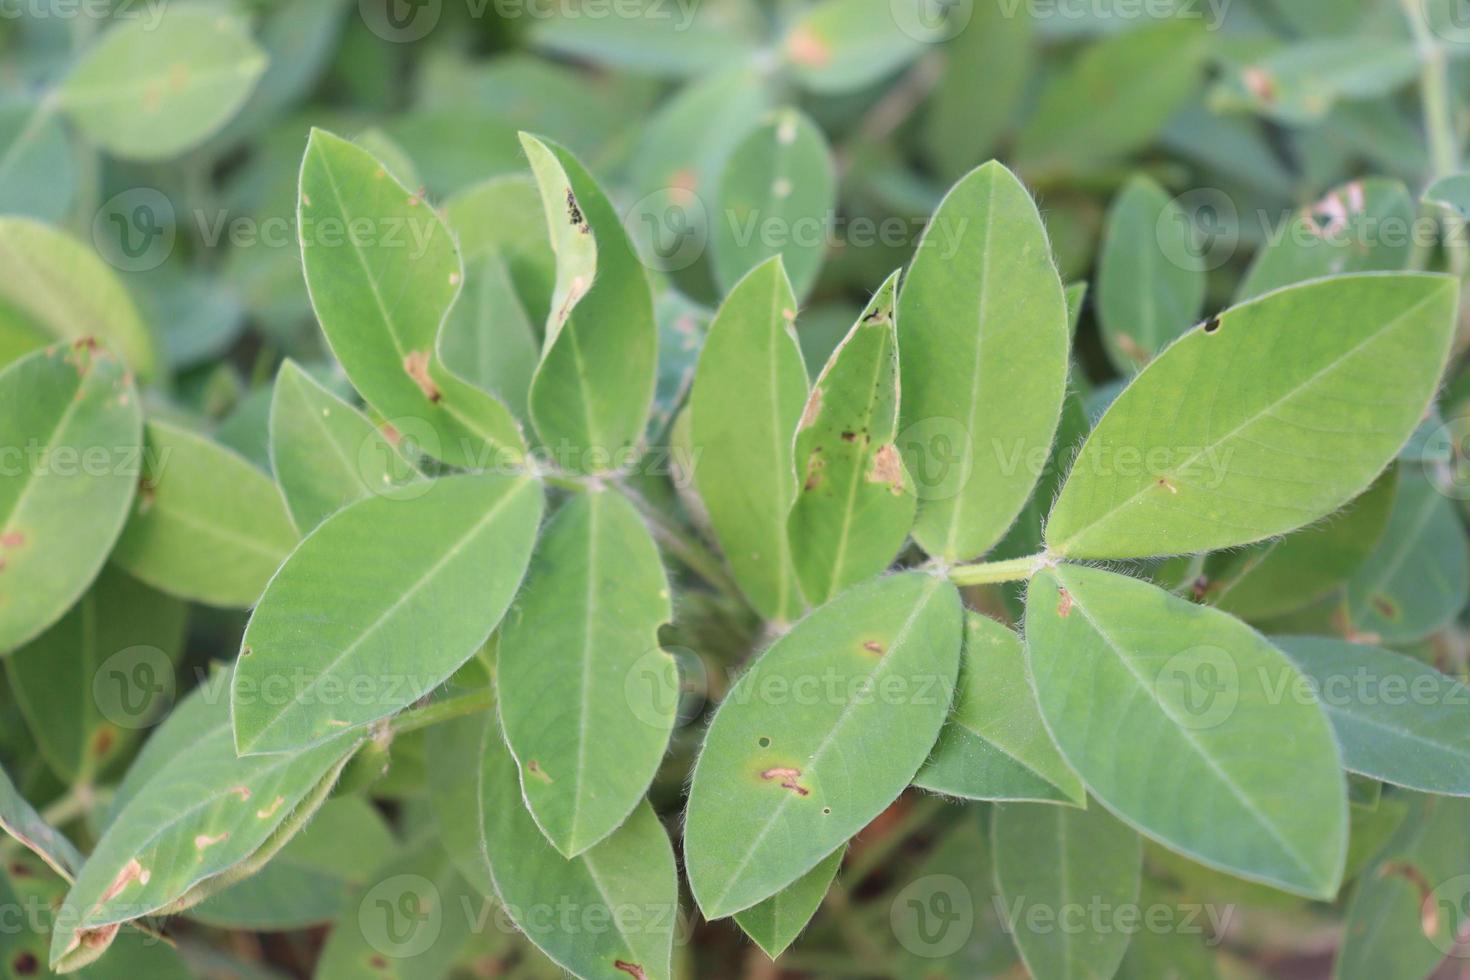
[403,351,441,403]
[565,187,589,234]
[1203,315,1221,335]
[11,951,37,975]
[1057,588,1073,618]
[1370,595,1399,619]
[614,960,647,980]
[1378,861,1438,937]
[526,759,554,783]
[862,640,885,655]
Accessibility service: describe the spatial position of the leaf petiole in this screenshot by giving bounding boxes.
[946,552,1053,586]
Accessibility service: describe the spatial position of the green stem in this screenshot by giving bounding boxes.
[847,794,948,885]
[946,552,1050,587]
[390,687,493,737]
[615,483,746,600]
[1402,0,1470,286]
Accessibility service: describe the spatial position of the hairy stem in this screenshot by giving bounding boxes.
[946,552,1051,586]
[390,686,494,736]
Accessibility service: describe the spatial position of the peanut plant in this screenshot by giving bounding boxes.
[3,2,1470,979]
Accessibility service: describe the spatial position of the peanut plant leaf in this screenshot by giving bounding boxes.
[497,490,675,857]
[438,248,540,424]
[1026,564,1348,898]
[188,796,397,931]
[298,128,525,469]
[232,472,543,755]
[788,271,915,605]
[0,342,142,655]
[1015,20,1206,177]
[0,97,74,221]
[480,715,679,980]
[1425,173,1470,219]
[734,846,843,960]
[1097,175,1206,373]
[1210,40,1419,126]
[1344,467,1469,644]
[1237,179,1415,301]
[691,257,808,622]
[685,572,962,919]
[0,218,159,382]
[111,420,298,609]
[7,565,185,784]
[779,0,928,94]
[1337,795,1470,980]
[1047,273,1458,559]
[426,711,495,896]
[992,802,1142,980]
[59,6,267,160]
[711,109,836,302]
[1275,636,1470,796]
[897,161,1069,562]
[0,761,83,881]
[268,359,418,534]
[916,613,1084,805]
[924,0,1033,181]
[50,676,359,971]
[520,134,657,471]
[1205,467,1396,621]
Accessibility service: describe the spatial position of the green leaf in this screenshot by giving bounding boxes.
[1210,40,1419,126]
[690,257,808,622]
[916,613,1084,805]
[1206,468,1396,620]
[1238,179,1415,301]
[1275,636,1470,796]
[1114,878,1223,980]
[426,710,495,896]
[734,846,843,960]
[685,572,962,918]
[897,161,1069,562]
[0,761,83,880]
[1337,795,1470,980]
[298,129,525,468]
[788,271,915,605]
[711,109,836,302]
[268,359,417,534]
[1097,175,1206,372]
[1047,273,1458,559]
[779,0,930,94]
[480,715,679,980]
[111,419,298,608]
[0,219,159,382]
[1344,467,1469,643]
[992,802,1142,980]
[1015,21,1206,177]
[519,134,658,470]
[497,490,674,857]
[529,0,760,77]
[232,473,541,754]
[0,97,74,221]
[189,796,397,930]
[0,342,142,656]
[438,248,540,424]
[7,565,184,784]
[58,6,267,160]
[50,676,359,971]
[1026,564,1348,898]
[924,0,1033,181]
[1425,173,1470,220]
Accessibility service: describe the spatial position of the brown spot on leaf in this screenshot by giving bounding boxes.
[1,531,26,549]
[12,951,37,975]
[228,786,252,802]
[78,924,119,953]
[863,641,885,655]
[1371,595,1398,618]
[614,961,647,980]
[257,796,285,819]
[1243,66,1276,102]
[761,767,810,796]
[799,387,822,431]
[867,444,905,494]
[98,860,148,907]
[403,351,441,403]
[786,25,832,67]
[1057,588,1073,618]
[1379,861,1438,937]
[1156,478,1178,494]
[1202,316,1220,335]
[8,862,29,878]
[840,431,858,443]
[368,954,389,971]
[90,727,115,759]
[1114,332,1151,366]
[194,832,229,853]
[527,760,553,783]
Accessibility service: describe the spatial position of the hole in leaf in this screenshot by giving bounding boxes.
[757,736,771,748]
[1203,316,1220,334]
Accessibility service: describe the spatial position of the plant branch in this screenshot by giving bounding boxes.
[390,687,493,737]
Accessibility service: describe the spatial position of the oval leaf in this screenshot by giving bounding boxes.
[232,472,542,754]
[480,716,678,980]
[0,342,141,653]
[59,7,267,160]
[498,490,675,856]
[1026,564,1347,898]
[734,847,843,960]
[897,160,1069,561]
[690,257,809,622]
[1047,273,1458,559]
[112,420,298,608]
[685,572,962,919]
